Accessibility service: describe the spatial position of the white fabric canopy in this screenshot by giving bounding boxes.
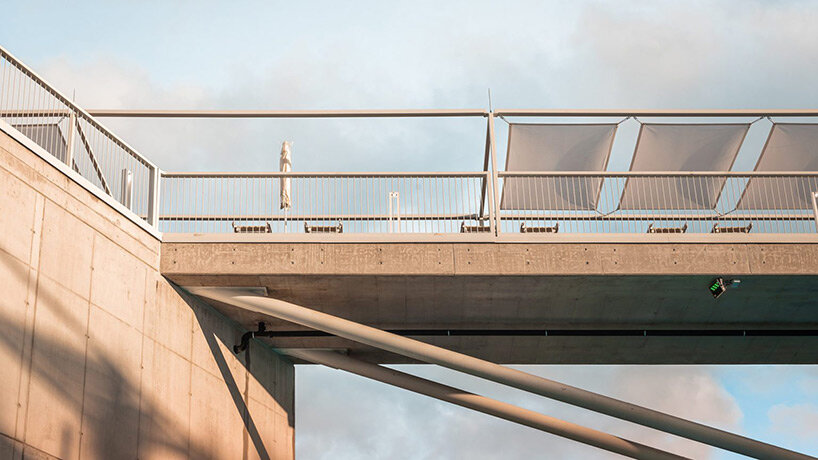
[737,123,818,210]
[618,123,749,210]
[500,123,616,210]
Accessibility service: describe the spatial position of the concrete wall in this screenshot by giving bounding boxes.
[0,128,294,459]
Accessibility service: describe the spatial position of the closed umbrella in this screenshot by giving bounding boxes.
[280,141,292,210]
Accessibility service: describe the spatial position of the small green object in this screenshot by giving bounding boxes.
[709,278,726,299]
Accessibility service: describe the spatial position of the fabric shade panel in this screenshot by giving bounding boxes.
[618,123,749,210]
[737,124,818,210]
[500,123,616,210]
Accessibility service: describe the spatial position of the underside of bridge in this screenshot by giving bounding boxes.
[163,239,818,364]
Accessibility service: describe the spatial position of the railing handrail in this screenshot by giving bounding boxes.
[86,109,490,118]
[498,171,818,177]
[159,213,483,221]
[161,171,491,178]
[0,45,157,170]
[161,171,818,178]
[495,109,818,117]
[62,109,818,119]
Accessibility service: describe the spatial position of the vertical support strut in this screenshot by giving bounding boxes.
[121,168,133,210]
[479,117,491,228]
[65,111,76,168]
[811,191,818,234]
[148,166,161,228]
[388,191,400,233]
[487,112,501,235]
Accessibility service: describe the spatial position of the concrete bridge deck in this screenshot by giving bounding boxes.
[162,237,818,364]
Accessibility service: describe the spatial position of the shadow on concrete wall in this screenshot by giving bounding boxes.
[0,255,285,459]
[175,284,279,460]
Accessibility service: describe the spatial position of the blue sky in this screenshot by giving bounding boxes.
[3,1,818,458]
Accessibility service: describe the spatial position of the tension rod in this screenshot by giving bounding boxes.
[190,287,814,460]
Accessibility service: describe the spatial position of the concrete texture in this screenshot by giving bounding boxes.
[0,129,294,459]
[162,241,818,364]
[162,241,818,277]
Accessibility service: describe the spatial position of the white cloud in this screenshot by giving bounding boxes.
[297,365,742,459]
[768,403,818,441]
[30,0,818,177]
[799,377,818,396]
[37,55,487,173]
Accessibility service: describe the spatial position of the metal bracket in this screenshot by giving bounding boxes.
[233,321,276,354]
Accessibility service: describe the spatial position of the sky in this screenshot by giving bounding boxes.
[3,1,818,458]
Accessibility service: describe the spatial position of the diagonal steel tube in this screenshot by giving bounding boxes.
[188,287,815,460]
[286,349,687,460]
[75,120,111,195]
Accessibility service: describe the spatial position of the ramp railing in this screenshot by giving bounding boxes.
[0,45,160,227]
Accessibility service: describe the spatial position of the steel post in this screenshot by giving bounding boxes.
[148,166,161,228]
[65,111,76,168]
[487,113,501,235]
[121,168,133,210]
[812,192,818,233]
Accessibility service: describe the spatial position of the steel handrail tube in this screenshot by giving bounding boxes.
[286,349,688,460]
[495,109,818,117]
[498,171,818,177]
[85,108,490,118]
[187,287,815,460]
[160,171,489,178]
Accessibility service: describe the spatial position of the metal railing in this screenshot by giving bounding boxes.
[158,171,818,235]
[3,44,818,237]
[0,45,160,226]
[497,172,818,234]
[159,172,492,234]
